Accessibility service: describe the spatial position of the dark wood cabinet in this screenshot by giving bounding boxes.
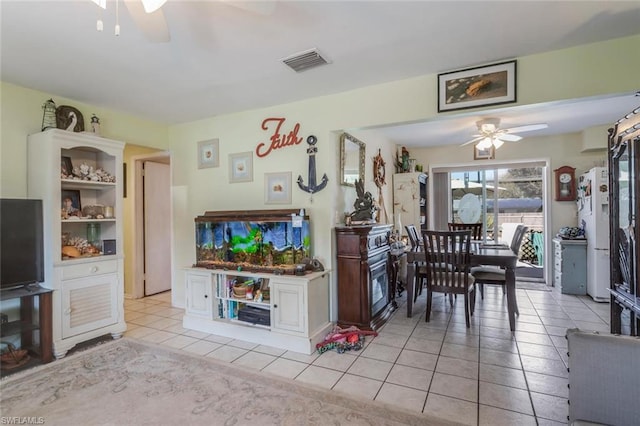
[335,224,395,330]
[0,285,53,369]
[608,106,640,335]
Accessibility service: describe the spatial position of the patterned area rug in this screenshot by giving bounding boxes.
[0,338,458,426]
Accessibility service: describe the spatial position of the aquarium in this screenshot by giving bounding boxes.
[195,209,311,274]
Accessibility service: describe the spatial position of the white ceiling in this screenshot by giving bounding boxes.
[1,1,639,147]
[375,93,640,148]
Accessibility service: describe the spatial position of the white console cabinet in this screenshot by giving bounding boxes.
[28,129,126,358]
[183,268,332,354]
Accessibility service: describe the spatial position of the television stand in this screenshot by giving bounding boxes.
[1,284,53,366]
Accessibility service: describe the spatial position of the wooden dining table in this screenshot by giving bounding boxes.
[405,243,519,331]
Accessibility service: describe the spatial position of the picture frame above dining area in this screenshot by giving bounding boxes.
[474,144,495,160]
[438,60,517,112]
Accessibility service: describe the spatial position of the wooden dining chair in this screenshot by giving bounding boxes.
[421,229,476,327]
[405,224,427,302]
[405,224,421,247]
[448,222,483,240]
[471,225,529,313]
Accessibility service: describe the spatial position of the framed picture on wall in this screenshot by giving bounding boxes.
[229,151,253,183]
[197,139,219,169]
[474,145,495,160]
[438,60,517,112]
[264,172,292,204]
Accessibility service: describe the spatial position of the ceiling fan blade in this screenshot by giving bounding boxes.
[460,136,484,147]
[220,0,277,15]
[141,0,167,14]
[497,134,522,142]
[124,0,170,43]
[503,123,548,133]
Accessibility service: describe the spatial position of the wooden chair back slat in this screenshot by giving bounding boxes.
[448,222,483,240]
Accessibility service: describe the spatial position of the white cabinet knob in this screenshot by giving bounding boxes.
[64,308,72,315]
[90,266,99,273]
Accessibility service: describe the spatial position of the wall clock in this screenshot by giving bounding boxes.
[554,165,576,201]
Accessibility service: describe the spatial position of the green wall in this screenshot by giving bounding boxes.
[0,81,169,198]
[1,34,638,310]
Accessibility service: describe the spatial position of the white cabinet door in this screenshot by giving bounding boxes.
[61,273,118,339]
[393,172,422,234]
[185,272,213,319]
[271,281,305,334]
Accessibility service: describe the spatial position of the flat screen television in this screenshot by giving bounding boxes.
[1,198,44,290]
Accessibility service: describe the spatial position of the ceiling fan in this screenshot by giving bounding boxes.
[460,118,548,150]
[91,1,276,43]
[92,0,170,41]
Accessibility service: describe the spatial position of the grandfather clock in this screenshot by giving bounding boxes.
[554,166,576,201]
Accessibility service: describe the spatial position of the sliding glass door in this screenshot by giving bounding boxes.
[433,162,546,279]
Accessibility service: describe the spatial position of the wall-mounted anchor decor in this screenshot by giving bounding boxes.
[297,135,328,201]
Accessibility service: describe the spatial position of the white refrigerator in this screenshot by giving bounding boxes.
[577,167,610,302]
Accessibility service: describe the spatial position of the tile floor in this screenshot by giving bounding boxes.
[124,284,610,425]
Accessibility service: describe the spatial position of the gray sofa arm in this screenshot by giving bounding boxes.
[567,328,640,425]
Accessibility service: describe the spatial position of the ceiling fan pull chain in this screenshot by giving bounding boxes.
[95,0,104,31]
[115,0,121,36]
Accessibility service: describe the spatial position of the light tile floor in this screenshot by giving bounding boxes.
[124,285,610,425]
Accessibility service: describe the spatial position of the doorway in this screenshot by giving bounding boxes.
[131,153,172,299]
[431,159,550,284]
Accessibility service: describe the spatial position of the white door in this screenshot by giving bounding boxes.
[144,161,172,296]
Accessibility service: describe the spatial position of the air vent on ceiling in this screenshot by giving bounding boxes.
[281,48,330,73]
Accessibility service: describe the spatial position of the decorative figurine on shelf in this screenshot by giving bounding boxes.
[90,114,101,135]
[401,147,410,172]
[41,98,57,131]
[395,146,411,173]
[349,179,377,223]
[55,105,85,132]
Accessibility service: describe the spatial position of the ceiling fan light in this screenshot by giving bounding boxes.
[492,138,504,149]
[91,0,107,9]
[477,137,493,150]
[141,0,167,13]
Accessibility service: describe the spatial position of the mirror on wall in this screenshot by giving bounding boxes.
[340,133,365,186]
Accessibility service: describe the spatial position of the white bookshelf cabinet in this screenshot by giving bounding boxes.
[27,129,126,358]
